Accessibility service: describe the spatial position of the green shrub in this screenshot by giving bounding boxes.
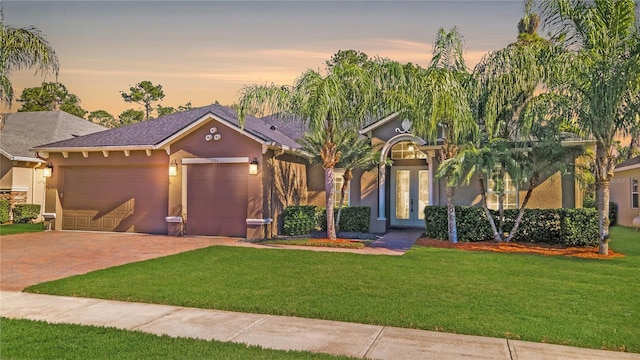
[0,200,10,223]
[503,209,562,243]
[12,204,41,223]
[423,205,599,246]
[317,206,371,233]
[583,197,596,208]
[425,206,494,242]
[558,208,599,246]
[282,205,318,236]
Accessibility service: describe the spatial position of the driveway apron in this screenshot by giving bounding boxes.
[0,231,221,291]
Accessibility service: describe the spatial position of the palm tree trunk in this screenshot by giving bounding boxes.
[594,142,614,255]
[446,185,458,243]
[596,179,610,255]
[325,166,337,240]
[335,170,352,234]
[505,175,538,242]
[479,177,500,242]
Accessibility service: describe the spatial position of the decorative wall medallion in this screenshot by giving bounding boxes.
[395,119,412,134]
[206,127,221,141]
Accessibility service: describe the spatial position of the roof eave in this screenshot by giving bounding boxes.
[359,112,399,134]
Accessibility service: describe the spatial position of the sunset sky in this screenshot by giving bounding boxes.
[5,1,526,117]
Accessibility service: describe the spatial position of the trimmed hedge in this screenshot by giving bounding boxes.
[318,206,371,233]
[12,204,41,223]
[282,205,318,236]
[424,206,598,246]
[0,200,10,223]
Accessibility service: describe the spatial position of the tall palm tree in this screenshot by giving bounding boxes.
[390,27,476,243]
[537,0,640,254]
[237,55,383,240]
[299,131,380,233]
[0,2,59,120]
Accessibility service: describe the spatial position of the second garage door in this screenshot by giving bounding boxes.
[61,166,168,233]
[186,163,248,237]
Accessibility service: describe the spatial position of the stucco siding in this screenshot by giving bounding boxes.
[611,167,640,227]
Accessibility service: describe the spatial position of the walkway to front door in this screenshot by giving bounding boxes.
[369,229,424,252]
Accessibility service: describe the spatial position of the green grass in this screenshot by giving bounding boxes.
[26,226,640,353]
[0,222,44,235]
[0,318,352,360]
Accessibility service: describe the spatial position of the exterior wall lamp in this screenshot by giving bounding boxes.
[249,157,259,175]
[169,160,178,177]
[43,163,53,178]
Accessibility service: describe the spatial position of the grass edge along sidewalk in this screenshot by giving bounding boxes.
[0,317,354,360]
[25,226,640,354]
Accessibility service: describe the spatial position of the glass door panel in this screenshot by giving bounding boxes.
[395,170,410,220]
[391,167,429,227]
[418,170,429,220]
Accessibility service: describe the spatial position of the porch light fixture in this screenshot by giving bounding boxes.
[43,163,53,178]
[169,160,178,177]
[249,157,259,175]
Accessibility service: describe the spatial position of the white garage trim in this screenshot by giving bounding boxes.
[181,157,249,164]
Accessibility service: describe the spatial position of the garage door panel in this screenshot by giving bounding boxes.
[187,164,248,237]
[62,167,167,233]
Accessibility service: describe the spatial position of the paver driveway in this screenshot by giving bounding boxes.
[0,231,222,291]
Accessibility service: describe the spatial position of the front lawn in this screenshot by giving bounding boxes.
[26,226,640,353]
[0,318,352,360]
[0,222,44,235]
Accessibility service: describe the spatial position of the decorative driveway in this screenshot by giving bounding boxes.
[0,231,221,291]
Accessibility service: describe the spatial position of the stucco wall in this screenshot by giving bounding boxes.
[0,155,13,189]
[611,167,640,227]
[169,118,265,239]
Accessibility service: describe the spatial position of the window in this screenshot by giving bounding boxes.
[391,141,427,160]
[333,171,349,208]
[632,179,639,209]
[486,170,518,210]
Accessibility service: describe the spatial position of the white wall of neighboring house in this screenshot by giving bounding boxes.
[0,159,47,221]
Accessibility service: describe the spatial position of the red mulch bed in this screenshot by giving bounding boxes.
[415,238,624,259]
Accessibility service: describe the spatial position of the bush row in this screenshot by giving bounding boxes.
[282,205,371,235]
[0,202,41,224]
[424,206,599,246]
[317,206,371,233]
[0,200,10,223]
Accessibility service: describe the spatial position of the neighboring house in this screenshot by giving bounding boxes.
[33,106,588,238]
[611,156,640,227]
[0,111,106,220]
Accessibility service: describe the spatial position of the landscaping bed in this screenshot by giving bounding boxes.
[415,238,624,259]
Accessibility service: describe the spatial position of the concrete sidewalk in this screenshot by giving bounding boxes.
[2,291,637,360]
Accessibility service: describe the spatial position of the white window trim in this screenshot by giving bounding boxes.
[486,170,518,210]
[632,178,639,209]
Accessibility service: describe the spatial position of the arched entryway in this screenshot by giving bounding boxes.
[378,134,436,228]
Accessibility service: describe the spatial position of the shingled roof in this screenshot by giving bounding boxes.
[615,156,640,171]
[33,104,302,152]
[0,111,107,162]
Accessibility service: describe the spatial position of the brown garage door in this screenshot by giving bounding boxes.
[186,163,248,237]
[62,166,168,233]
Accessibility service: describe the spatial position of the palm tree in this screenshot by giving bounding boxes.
[299,131,381,232]
[237,54,383,240]
[0,3,59,120]
[389,27,476,243]
[537,0,640,254]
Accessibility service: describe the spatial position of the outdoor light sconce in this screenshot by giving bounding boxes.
[249,157,259,175]
[169,160,178,177]
[43,163,53,178]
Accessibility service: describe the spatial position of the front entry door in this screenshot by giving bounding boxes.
[390,167,429,227]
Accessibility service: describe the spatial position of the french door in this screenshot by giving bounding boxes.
[390,167,429,227]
